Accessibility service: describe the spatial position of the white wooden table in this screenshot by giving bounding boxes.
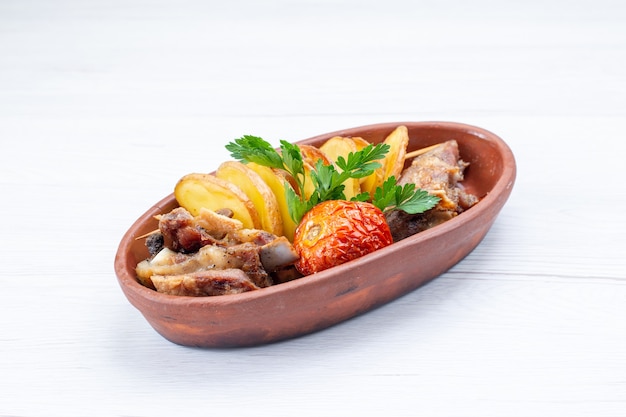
[1,1,625,416]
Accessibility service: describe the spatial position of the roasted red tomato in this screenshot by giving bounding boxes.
[293,200,393,275]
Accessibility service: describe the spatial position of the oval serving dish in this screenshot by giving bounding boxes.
[114,121,516,348]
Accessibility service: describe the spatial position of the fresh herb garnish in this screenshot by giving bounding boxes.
[370,176,441,214]
[225,135,439,223]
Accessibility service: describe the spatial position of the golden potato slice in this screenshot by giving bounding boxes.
[299,144,331,167]
[246,162,297,242]
[174,173,260,230]
[359,126,409,196]
[382,125,409,180]
[297,144,332,202]
[319,135,357,164]
[274,168,299,195]
[350,136,383,195]
[300,161,317,200]
[350,136,370,149]
[216,161,283,236]
[360,168,385,197]
[318,136,361,200]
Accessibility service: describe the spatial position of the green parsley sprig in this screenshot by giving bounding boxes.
[370,176,441,214]
[225,135,439,224]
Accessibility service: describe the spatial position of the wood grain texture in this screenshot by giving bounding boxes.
[1,0,625,416]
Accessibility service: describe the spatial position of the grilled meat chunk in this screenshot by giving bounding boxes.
[386,140,478,241]
[150,269,260,296]
[157,207,222,253]
[225,242,273,288]
[139,207,300,294]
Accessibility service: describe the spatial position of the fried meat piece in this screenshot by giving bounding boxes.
[151,269,260,296]
[398,140,477,210]
[136,242,273,289]
[137,206,305,293]
[157,207,223,253]
[386,140,478,242]
[225,243,273,288]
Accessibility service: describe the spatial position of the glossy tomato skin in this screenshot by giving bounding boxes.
[293,200,393,275]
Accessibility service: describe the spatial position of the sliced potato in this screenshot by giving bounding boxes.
[359,126,409,196]
[360,168,385,197]
[298,144,331,201]
[351,136,383,195]
[246,162,297,242]
[174,173,260,230]
[382,125,409,180]
[350,136,370,150]
[301,161,318,200]
[318,136,361,200]
[344,178,361,201]
[275,168,299,195]
[216,161,283,236]
[299,144,331,167]
[319,136,358,165]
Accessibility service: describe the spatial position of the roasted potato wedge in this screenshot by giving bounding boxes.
[350,136,370,150]
[246,162,298,242]
[359,126,409,196]
[298,144,331,202]
[318,136,361,200]
[382,125,409,181]
[216,161,283,236]
[299,144,331,167]
[174,173,260,230]
[351,136,383,196]
[300,161,317,200]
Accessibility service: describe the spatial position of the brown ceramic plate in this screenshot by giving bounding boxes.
[114,121,516,348]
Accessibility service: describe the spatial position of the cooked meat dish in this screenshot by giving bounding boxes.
[136,207,299,296]
[385,140,478,241]
[136,139,478,296]
[151,269,260,296]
